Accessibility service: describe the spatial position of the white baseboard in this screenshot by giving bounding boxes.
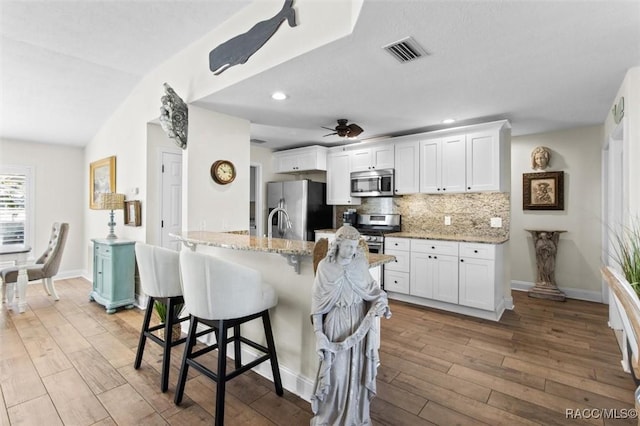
[511,280,604,303]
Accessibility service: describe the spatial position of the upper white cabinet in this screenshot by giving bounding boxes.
[350,145,395,172]
[419,134,466,193]
[273,145,328,173]
[419,120,510,194]
[394,141,420,194]
[326,149,361,206]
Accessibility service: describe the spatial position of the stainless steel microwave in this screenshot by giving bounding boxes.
[350,169,394,197]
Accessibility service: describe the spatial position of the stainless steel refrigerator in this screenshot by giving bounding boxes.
[267,180,332,241]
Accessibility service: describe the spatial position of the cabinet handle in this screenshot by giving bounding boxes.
[394,280,398,284]
[431,246,435,249]
[474,250,478,253]
[428,255,432,259]
[394,259,398,262]
[460,259,464,262]
[434,256,438,259]
[467,187,471,190]
[437,188,441,191]
[394,243,398,246]
[442,188,446,191]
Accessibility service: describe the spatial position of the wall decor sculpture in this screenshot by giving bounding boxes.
[209,0,297,75]
[159,83,188,149]
[530,146,551,170]
[523,171,564,211]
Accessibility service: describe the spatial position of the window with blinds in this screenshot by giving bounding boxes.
[0,170,29,246]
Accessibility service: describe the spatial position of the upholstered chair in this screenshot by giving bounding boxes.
[1,222,69,302]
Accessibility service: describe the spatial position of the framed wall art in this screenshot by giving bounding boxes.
[124,200,142,226]
[523,171,564,210]
[90,156,116,209]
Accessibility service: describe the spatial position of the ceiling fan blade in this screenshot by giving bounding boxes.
[348,123,363,137]
[321,126,336,131]
[323,132,338,137]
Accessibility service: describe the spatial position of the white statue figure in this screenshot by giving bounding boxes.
[159,82,188,149]
[310,225,391,426]
[531,146,551,170]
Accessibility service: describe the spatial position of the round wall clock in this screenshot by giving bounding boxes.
[211,160,236,185]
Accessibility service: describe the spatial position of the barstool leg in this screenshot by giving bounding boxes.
[134,297,155,369]
[233,324,242,369]
[160,298,176,393]
[262,311,283,396]
[175,315,198,405]
[215,319,228,426]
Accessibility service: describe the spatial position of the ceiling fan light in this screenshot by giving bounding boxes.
[271,92,287,101]
[442,118,456,124]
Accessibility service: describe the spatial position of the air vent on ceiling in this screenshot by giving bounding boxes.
[382,36,428,63]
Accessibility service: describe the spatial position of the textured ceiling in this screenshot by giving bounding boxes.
[1,1,639,150]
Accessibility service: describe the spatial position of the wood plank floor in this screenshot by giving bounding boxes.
[1,278,637,425]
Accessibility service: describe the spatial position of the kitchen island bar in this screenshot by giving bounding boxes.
[170,231,395,400]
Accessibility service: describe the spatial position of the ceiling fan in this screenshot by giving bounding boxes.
[322,119,364,138]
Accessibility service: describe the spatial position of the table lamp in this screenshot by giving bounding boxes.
[98,193,125,239]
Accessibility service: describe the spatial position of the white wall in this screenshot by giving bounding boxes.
[184,106,250,232]
[510,125,603,300]
[0,139,84,276]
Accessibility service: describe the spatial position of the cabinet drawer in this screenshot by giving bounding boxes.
[384,271,409,294]
[384,250,410,273]
[94,244,113,258]
[411,239,458,256]
[385,237,410,252]
[459,243,495,260]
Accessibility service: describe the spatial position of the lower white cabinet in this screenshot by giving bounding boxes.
[384,237,507,321]
[459,243,496,310]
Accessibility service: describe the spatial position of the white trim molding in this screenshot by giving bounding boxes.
[511,280,604,303]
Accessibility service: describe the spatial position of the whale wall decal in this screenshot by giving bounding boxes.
[209,0,297,75]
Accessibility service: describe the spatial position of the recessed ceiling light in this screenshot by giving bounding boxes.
[271,92,287,101]
[442,118,456,124]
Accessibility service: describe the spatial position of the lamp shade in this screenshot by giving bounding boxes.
[98,193,125,210]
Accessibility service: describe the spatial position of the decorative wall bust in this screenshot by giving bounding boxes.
[159,83,188,149]
[531,146,551,170]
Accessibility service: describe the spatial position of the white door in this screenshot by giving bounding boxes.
[466,130,499,192]
[161,152,182,250]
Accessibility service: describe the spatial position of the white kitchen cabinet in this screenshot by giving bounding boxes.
[384,237,507,321]
[465,128,508,192]
[419,134,465,194]
[273,145,328,173]
[326,150,361,206]
[384,237,410,295]
[350,145,395,172]
[418,120,510,194]
[458,243,497,310]
[410,240,459,303]
[394,141,420,194]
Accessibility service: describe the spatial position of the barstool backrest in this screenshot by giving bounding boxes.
[135,243,182,298]
[179,250,277,320]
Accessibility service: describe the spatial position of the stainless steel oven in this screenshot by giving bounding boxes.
[356,213,401,254]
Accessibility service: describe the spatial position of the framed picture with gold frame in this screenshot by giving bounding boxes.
[124,200,141,226]
[523,171,564,210]
[89,156,116,209]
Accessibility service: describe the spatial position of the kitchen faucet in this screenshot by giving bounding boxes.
[267,206,292,239]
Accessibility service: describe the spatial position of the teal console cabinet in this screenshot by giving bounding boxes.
[90,239,136,314]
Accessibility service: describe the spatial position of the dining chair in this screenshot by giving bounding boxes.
[0,222,69,302]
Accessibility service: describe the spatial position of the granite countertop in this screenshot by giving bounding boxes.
[170,231,396,266]
[385,232,509,244]
[315,229,338,233]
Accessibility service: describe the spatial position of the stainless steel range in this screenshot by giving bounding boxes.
[355,213,401,254]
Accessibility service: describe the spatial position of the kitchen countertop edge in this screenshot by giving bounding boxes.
[385,232,509,244]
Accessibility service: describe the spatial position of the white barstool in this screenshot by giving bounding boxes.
[134,243,189,393]
[175,250,283,426]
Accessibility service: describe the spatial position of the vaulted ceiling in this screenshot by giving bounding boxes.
[1,1,639,150]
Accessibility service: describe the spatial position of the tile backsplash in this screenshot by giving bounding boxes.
[336,192,510,239]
